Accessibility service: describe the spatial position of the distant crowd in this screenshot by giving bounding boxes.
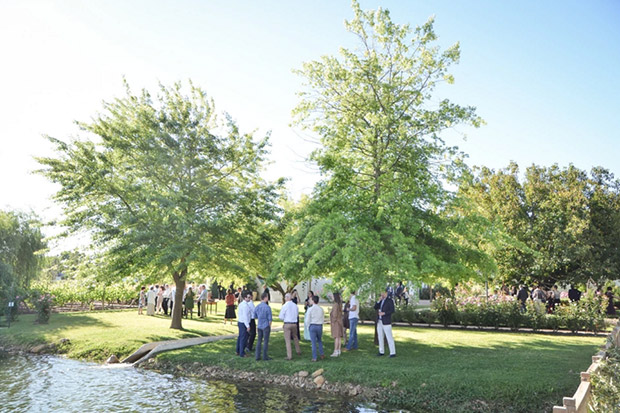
[512,284,616,315]
[138,283,216,318]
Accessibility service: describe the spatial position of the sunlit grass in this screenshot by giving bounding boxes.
[162,324,604,412]
[0,306,605,412]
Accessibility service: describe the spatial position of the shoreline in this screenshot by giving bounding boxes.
[0,341,387,406]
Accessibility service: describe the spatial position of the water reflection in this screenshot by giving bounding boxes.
[0,352,393,412]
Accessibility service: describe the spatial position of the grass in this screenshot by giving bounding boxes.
[161,324,604,412]
[0,305,605,412]
[0,302,283,361]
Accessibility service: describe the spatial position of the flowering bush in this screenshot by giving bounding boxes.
[359,282,609,333]
[32,291,54,324]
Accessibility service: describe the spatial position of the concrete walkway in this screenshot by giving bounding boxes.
[122,327,283,366]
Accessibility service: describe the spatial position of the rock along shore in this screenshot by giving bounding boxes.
[143,358,380,400]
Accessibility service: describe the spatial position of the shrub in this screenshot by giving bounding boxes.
[32,291,54,324]
[432,294,457,327]
[590,347,620,411]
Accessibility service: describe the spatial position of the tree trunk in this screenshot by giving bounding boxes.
[170,266,187,330]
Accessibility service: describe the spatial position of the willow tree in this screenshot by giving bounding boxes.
[38,82,282,329]
[0,210,46,303]
[284,1,488,290]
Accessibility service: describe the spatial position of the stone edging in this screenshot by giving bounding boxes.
[552,324,620,413]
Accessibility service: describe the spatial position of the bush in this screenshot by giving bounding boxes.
[590,347,620,411]
[31,291,53,324]
[431,294,457,327]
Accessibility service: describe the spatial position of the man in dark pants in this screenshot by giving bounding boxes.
[236,293,252,357]
[517,284,529,312]
[254,292,272,360]
[246,293,257,353]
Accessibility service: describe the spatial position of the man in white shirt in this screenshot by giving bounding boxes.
[306,295,325,361]
[198,285,208,318]
[279,293,302,360]
[236,293,252,357]
[345,290,359,351]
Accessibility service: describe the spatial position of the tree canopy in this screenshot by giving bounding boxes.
[37,82,282,329]
[274,1,487,291]
[460,162,620,286]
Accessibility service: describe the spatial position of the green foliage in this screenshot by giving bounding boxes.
[460,163,620,286]
[431,293,458,327]
[284,1,488,291]
[30,291,53,324]
[0,210,46,307]
[590,346,620,412]
[30,280,137,308]
[360,292,607,333]
[36,81,283,329]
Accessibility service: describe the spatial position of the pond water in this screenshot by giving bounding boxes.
[0,352,397,412]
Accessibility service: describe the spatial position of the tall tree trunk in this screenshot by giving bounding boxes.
[170,266,187,330]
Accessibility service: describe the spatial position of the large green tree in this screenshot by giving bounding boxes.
[38,82,282,329]
[0,210,46,302]
[460,162,620,286]
[280,1,487,290]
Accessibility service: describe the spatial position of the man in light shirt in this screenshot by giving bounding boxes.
[345,290,359,351]
[279,292,302,360]
[198,285,208,318]
[236,293,252,357]
[306,295,325,361]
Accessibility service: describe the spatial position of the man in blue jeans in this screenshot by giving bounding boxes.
[254,291,273,361]
[236,293,252,357]
[345,290,359,351]
[306,295,325,361]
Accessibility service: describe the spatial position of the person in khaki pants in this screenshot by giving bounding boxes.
[279,293,301,360]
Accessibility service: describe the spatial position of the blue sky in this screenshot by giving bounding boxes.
[1,1,618,236]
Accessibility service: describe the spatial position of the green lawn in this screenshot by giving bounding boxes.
[162,324,603,412]
[0,307,605,412]
[0,303,283,360]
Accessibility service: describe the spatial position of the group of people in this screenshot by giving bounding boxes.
[235,288,397,362]
[515,284,563,313]
[514,283,617,315]
[138,283,215,318]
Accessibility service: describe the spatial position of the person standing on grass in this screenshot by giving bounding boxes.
[184,287,195,319]
[291,289,301,340]
[517,284,529,312]
[254,291,272,361]
[199,284,208,318]
[224,289,236,324]
[330,292,344,357]
[162,284,171,316]
[246,292,257,353]
[279,292,302,360]
[156,285,164,314]
[138,286,146,315]
[146,285,156,316]
[345,290,359,351]
[236,292,252,357]
[374,289,396,357]
[343,299,350,347]
[306,295,325,362]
